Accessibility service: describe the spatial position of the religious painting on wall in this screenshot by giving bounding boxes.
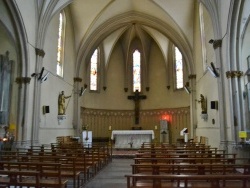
[0,52,13,126]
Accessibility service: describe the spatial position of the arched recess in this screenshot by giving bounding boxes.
[75,12,194,80]
[2,1,29,142]
[75,11,195,138]
[200,0,228,147]
[3,0,73,143]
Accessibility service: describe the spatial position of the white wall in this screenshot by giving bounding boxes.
[82,41,190,111]
[39,8,75,144]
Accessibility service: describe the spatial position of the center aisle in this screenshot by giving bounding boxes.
[84,158,133,188]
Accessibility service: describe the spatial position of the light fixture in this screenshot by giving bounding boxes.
[209,39,222,49]
[184,82,191,94]
[40,72,50,83]
[207,62,219,78]
[31,67,44,78]
[184,86,191,94]
[31,67,50,83]
[74,87,87,97]
[78,87,86,96]
[37,67,45,80]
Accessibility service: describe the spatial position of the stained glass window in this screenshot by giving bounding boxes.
[57,11,65,77]
[133,50,141,92]
[199,3,207,71]
[175,47,184,89]
[90,49,98,91]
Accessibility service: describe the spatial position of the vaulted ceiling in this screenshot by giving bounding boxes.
[69,0,195,75]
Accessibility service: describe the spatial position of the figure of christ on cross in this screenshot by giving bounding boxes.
[128,90,147,124]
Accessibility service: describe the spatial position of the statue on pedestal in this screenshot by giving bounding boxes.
[58,91,71,115]
[198,94,207,114]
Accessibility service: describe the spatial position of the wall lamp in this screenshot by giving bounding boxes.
[31,67,50,83]
[184,82,191,94]
[207,62,219,78]
[209,39,222,49]
[76,87,86,96]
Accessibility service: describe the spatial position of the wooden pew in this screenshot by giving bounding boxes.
[51,142,111,172]
[131,163,250,175]
[125,174,250,188]
[141,142,208,149]
[47,144,108,178]
[134,157,250,165]
[137,147,223,153]
[1,153,81,187]
[4,148,96,183]
[0,170,40,187]
[135,152,236,159]
[0,161,69,187]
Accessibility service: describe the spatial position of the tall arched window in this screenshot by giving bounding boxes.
[57,11,66,77]
[133,49,141,92]
[175,47,184,89]
[199,3,207,71]
[90,49,99,91]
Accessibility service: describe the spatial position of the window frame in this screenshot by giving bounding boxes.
[199,3,208,71]
[89,48,100,92]
[56,10,66,77]
[174,46,184,90]
[132,49,142,92]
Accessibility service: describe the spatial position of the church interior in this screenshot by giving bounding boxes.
[0,0,250,187]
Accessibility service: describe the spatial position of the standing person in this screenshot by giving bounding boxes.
[58,91,71,115]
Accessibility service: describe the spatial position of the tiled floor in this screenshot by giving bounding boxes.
[83,158,133,188]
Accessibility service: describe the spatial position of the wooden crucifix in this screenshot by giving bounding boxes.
[128,90,147,124]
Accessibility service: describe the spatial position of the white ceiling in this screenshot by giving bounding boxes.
[69,0,195,73]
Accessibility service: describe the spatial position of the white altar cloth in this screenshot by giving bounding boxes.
[111,130,154,149]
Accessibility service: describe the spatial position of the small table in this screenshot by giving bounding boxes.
[111,130,154,149]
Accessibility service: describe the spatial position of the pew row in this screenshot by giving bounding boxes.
[125,174,250,188]
[131,163,250,175]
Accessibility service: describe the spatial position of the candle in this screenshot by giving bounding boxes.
[109,125,111,131]
[155,125,157,130]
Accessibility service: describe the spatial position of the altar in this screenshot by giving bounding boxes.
[111,130,154,149]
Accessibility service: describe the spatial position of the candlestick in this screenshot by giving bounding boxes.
[155,125,157,130]
[109,125,112,131]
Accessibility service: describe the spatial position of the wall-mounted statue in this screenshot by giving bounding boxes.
[198,94,207,114]
[58,91,71,115]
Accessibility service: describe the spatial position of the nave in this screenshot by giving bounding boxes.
[1,139,250,188]
[84,158,132,188]
[86,141,250,188]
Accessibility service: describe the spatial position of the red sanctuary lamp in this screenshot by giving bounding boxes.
[161,115,171,122]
